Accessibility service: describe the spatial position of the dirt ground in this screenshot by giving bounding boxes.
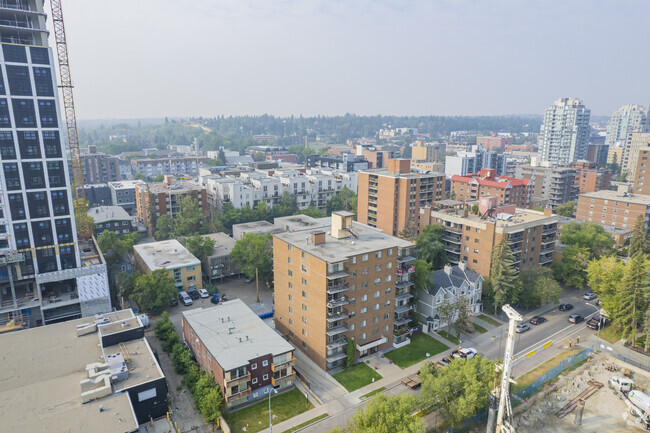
[514,353,650,432]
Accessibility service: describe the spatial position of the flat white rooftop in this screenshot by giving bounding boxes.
[182,299,294,372]
[134,239,200,271]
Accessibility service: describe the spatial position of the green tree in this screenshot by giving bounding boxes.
[253,151,265,161]
[152,174,165,182]
[555,201,576,217]
[420,355,495,427]
[131,269,177,315]
[489,236,520,313]
[415,225,448,270]
[171,342,192,375]
[413,259,433,293]
[230,233,273,283]
[328,187,357,214]
[348,394,425,433]
[199,387,224,425]
[437,299,456,334]
[399,223,418,241]
[133,172,146,181]
[630,214,650,257]
[299,206,326,218]
[173,195,204,238]
[97,230,139,271]
[518,265,562,308]
[471,204,479,215]
[184,233,215,267]
[452,295,473,339]
[619,253,649,342]
[559,221,614,259]
[553,244,590,288]
[155,214,175,240]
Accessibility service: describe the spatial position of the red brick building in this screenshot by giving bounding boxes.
[571,161,611,194]
[450,169,533,208]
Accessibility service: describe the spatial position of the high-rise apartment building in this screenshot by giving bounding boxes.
[273,212,416,371]
[450,169,532,208]
[419,200,557,277]
[357,159,445,236]
[538,98,591,166]
[622,132,650,179]
[586,144,609,167]
[0,1,110,326]
[631,147,650,196]
[445,145,508,177]
[515,165,578,209]
[571,161,611,194]
[576,186,650,233]
[605,104,648,148]
[135,176,207,235]
[81,144,120,184]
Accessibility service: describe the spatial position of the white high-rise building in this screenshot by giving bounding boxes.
[537,98,591,166]
[0,1,111,327]
[605,104,648,148]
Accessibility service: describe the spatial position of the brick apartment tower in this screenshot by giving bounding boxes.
[357,159,445,237]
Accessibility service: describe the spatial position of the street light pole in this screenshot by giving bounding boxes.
[585,302,601,352]
[269,388,278,432]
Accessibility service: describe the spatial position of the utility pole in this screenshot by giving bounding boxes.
[487,304,522,433]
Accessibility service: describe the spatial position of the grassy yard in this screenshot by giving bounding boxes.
[333,362,383,392]
[224,388,313,433]
[472,322,488,334]
[478,314,502,327]
[599,325,623,344]
[513,349,582,391]
[282,413,328,433]
[360,386,386,400]
[437,330,460,345]
[385,333,450,368]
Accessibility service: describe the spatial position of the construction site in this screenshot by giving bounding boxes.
[511,352,650,432]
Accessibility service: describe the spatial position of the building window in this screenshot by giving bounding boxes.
[361,333,366,340]
[385,275,392,282]
[350,256,357,264]
[349,297,356,305]
[302,290,306,298]
[387,249,393,256]
[362,281,368,288]
[262,360,268,367]
[361,320,367,327]
[187,276,195,282]
[374,290,380,298]
[302,304,307,311]
[288,245,292,251]
[251,363,257,370]
[386,262,392,269]
[301,329,307,336]
[362,254,368,262]
[289,318,293,325]
[263,374,269,381]
[362,267,368,275]
[375,264,381,272]
[289,306,293,314]
[374,303,379,310]
[361,307,367,314]
[288,257,292,264]
[350,271,356,278]
[288,294,292,301]
[288,270,293,277]
[288,282,293,289]
[361,294,367,301]
[301,264,306,272]
[302,316,307,324]
[375,251,382,258]
[252,378,258,384]
[302,278,307,285]
[374,278,381,285]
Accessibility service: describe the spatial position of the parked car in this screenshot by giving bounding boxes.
[558,303,573,311]
[178,291,193,306]
[198,288,209,298]
[586,316,606,330]
[516,323,530,333]
[245,276,254,283]
[568,314,583,323]
[443,347,478,363]
[187,287,200,300]
[170,295,178,307]
[210,293,220,304]
[529,316,547,325]
[583,292,598,300]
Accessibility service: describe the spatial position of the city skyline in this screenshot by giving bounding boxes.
[54,0,648,119]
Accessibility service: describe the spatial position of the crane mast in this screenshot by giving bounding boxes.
[49,0,91,239]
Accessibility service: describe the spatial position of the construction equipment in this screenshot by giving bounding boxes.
[555,380,602,418]
[50,0,92,239]
[487,304,522,433]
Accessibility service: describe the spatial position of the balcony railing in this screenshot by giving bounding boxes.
[271,358,295,372]
[395,304,413,315]
[326,325,348,336]
[540,256,553,265]
[326,337,347,350]
[394,315,411,327]
[326,311,348,322]
[272,372,295,387]
[327,296,348,309]
[225,372,251,386]
[326,352,348,363]
[396,292,414,302]
[225,387,252,401]
[396,265,415,276]
[326,282,348,295]
[396,280,414,290]
[397,255,416,263]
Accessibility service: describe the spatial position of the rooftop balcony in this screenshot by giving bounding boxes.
[325,325,348,337]
[396,292,414,302]
[395,304,413,315]
[327,296,349,309]
[396,280,414,290]
[394,315,411,327]
[326,281,348,295]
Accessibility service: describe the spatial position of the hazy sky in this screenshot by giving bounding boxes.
[53,0,648,119]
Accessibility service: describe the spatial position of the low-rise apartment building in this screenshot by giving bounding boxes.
[450,169,532,208]
[273,212,416,371]
[82,183,112,207]
[133,240,202,291]
[419,200,558,277]
[81,145,121,184]
[131,156,210,178]
[202,233,240,282]
[576,187,650,233]
[631,147,650,195]
[571,161,611,194]
[135,176,208,235]
[357,159,445,236]
[88,206,135,236]
[108,180,144,213]
[182,300,295,409]
[411,141,446,162]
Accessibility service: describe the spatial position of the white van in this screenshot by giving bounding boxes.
[178,291,193,306]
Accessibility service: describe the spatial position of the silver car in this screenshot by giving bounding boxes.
[516,323,530,333]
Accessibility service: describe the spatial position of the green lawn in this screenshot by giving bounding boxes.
[478,314,502,327]
[360,386,386,400]
[385,333,450,368]
[599,326,623,344]
[333,362,382,392]
[437,330,460,345]
[224,388,313,433]
[282,413,329,433]
[472,322,488,334]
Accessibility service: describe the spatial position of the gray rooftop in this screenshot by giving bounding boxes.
[108,180,145,189]
[360,167,443,179]
[144,181,205,195]
[430,265,483,296]
[579,189,650,206]
[274,217,414,263]
[202,232,237,258]
[87,205,132,224]
[134,239,200,271]
[232,220,275,231]
[182,300,294,371]
[273,215,330,232]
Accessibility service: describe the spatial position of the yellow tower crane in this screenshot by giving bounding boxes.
[49,0,92,240]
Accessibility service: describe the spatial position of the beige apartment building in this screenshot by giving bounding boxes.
[419,202,557,277]
[623,132,650,178]
[357,159,445,236]
[576,187,650,233]
[273,212,416,371]
[411,141,445,162]
[632,147,650,196]
[133,240,203,291]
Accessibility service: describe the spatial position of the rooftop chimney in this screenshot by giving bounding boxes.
[444,264,453,275]
[458,262,466,271]
[311,231,326,245]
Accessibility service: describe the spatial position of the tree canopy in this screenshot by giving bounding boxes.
[558,221,614,259]
[415,225,448,270]
[328,187,357,214]
[630,214,650,257]
[347,394,425,433]
[155,214,175,240]
[184,233,215,267]
[555,201,576,217]
[97,230,139,271]
[518,265,562,308]
[488,236,520,313]
[131,269,177,314]
[230,233,273,283]
[173,195,204,238]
